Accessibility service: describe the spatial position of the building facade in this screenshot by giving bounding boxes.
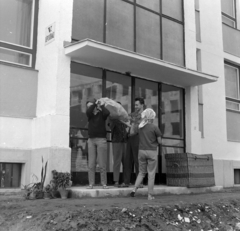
[0,0,240,188]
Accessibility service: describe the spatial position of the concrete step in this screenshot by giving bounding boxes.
[70,185,223,199]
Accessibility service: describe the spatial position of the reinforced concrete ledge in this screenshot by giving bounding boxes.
[70,185,223,199]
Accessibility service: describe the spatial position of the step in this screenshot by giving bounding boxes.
[69,185,223,199]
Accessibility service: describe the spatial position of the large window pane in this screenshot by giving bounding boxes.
[162,18,184,66]
[106,72,132,114]
[225,64,239,99]
[72,0,104,42]
[70,63,102,129]
[0,0,33,47]
[136,7,160,59]
[135,79,158,126]
[0,47,31,66]
[162,0,183,21]
[226,110,240,141]
[136,0,160,13]
[221,0,235,17]
[161,84,184,139]
[70,63,103,172]
[106,1,134,51]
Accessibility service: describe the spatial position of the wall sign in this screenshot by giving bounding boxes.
[45,22,55,45]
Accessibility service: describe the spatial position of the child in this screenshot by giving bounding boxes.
[130,108,161,200]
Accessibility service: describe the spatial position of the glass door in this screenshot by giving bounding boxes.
[160,84,185,183]
[106,71,132,180]
[69,62,185,185]
[70,62,102,185]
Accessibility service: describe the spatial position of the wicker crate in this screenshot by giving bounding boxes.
[165,153,215,188]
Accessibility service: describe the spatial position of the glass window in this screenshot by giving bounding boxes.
[222,15,235,27]
[136,0,160,13]
[70,63,103,172]
[0,163,21,188]
[136,7,161,59]
[72,0,104,42]
[226,110,240,141]
[221,0,235,17]
[70,63,102,130]
[0,47,31,66]
[195,11,201,42]
[106,72,132,114]
[225,64,239,99]
[198,104,204,137]
[161,84,184,139]
[106,72,132,175]
[196,49,202,71]
[162,18,184,66]
[0,0,37,67]
[226,100,240,110]
[224,63,240,142]
[162,0,183,21]
[106,0,134,51]
[135,79,158,126]
[0,0,33,47]
[221,0,236,28]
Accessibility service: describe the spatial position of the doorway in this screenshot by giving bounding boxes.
[69,62,185,186]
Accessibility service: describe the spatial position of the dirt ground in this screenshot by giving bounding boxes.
[0,187,240,231]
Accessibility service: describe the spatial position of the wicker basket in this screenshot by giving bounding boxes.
[165,153,215,188]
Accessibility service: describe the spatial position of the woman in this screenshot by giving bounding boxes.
[130,108,162,200]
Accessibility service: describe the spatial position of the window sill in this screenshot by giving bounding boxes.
[0,61,38,72]
[227,139,240,143]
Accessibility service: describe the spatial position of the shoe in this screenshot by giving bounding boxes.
[114,182,119,187]
[148,194,155,200]
[86,185,93,189]
[102,185,109,189]
[118,183,129,188]
[130,191,135,197]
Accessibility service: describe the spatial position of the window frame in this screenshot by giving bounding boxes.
[0,0,39,68]
[225,61,240,142]
[72,0,185,67]
[221,0,237,28]
[225,63,240,107]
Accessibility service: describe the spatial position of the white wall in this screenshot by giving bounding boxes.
[29,0,74,182]
[184,0,202,154]
[186,0,240,186]
[34,0,73,149]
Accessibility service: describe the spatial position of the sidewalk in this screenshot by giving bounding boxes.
[70,185,223,198]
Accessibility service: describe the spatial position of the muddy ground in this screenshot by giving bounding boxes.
[0,187,240,231]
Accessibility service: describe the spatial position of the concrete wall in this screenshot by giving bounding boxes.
[184,0,202,154]
[30,0,74,184]
[184,0,240,187]
[0,0,74,188]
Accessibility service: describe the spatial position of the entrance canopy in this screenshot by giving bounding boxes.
[65,39,218,87]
